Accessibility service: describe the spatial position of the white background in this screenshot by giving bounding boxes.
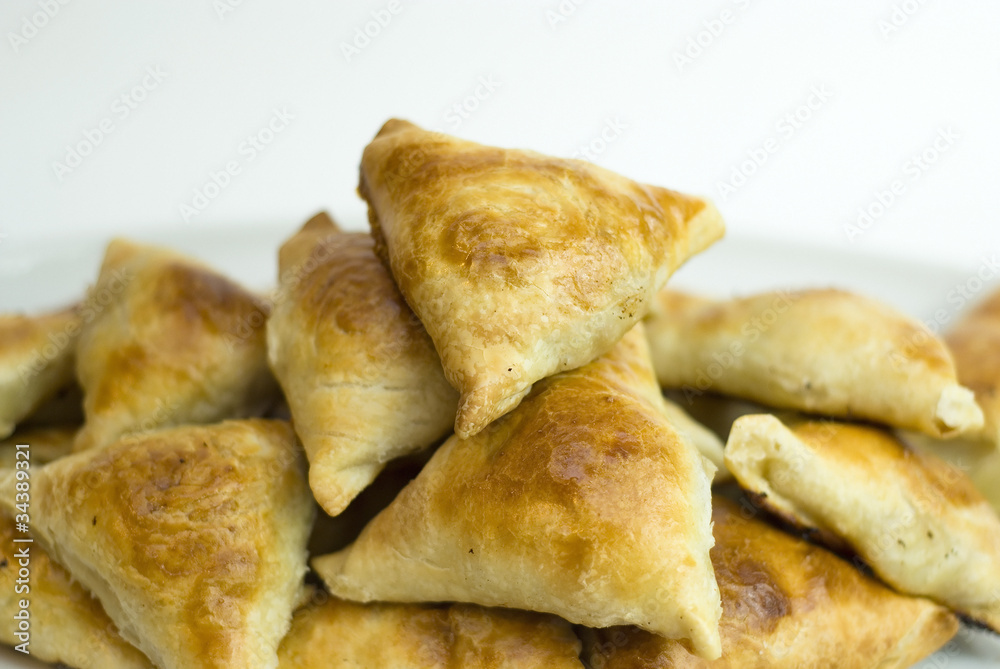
[1,0,999,289]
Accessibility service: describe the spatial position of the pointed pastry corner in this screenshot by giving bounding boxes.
[102,237,146,266]
[934,384,985,438]
[899,603,961,662]
[308,458,382,518]
[310,551,356,597]
[300,211,339,233]
[375,117,419,139]
[683,196,726,257]
[453,382,533,440]
[277,211,341,277]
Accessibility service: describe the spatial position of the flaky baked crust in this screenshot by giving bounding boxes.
[646,289,983,438]
[360,119,725,438]
[277,594,583,668]
[581,496,958,669]
[0,429,150,667]
[946,287,1000,447]
[725,414,1000,631]
[267,212,458,516]
[0,419,314,669]
[73,239,278,452]
[313,325,723,659]
[0,306,79,439]
[0,510,153,668]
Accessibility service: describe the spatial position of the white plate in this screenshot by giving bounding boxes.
[1,225,999,667]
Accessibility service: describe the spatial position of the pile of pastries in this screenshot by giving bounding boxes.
[1,119,999,668]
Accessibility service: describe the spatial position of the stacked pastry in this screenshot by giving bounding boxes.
[0,119,995,668]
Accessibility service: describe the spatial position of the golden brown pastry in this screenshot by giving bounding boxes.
[360,119,725,438]
[73,239,278,452]
[581,496,958,669]
[646,289,984,438]
[0,511,153,668]
[725,414,1000,631]
[0,305,79,439]
[946,288,1000,447]
[0,419,314,669]
[277,593,584,668]
[0,427,150,667]
[267,212,458,516]
[314,325,723,659]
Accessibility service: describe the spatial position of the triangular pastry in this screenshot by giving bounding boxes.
[0,431,151,667]
[0,305,79,439]
[0,419,314,669]
[581,496,958,669]
[946,287,1000,447]
[277,593,584,668]
[314,325,723,659]
[267,212,458,516]
[74,240,278,452]
[645,289,984,438]
[360,119,725,438]
[725,414,1000,631]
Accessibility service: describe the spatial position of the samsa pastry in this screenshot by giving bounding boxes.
[725,414,1000,631]
[0,419,314,669]
[267,212,458,516]
[645,289,983,438]
[278,593,583,668]
[0,431,151,668]
[74,240,278,452]
[946,287,1000,448]
[314,325,723,659]
[581,496,957,669]
[360,119,725,438]
[0,305,79,439]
